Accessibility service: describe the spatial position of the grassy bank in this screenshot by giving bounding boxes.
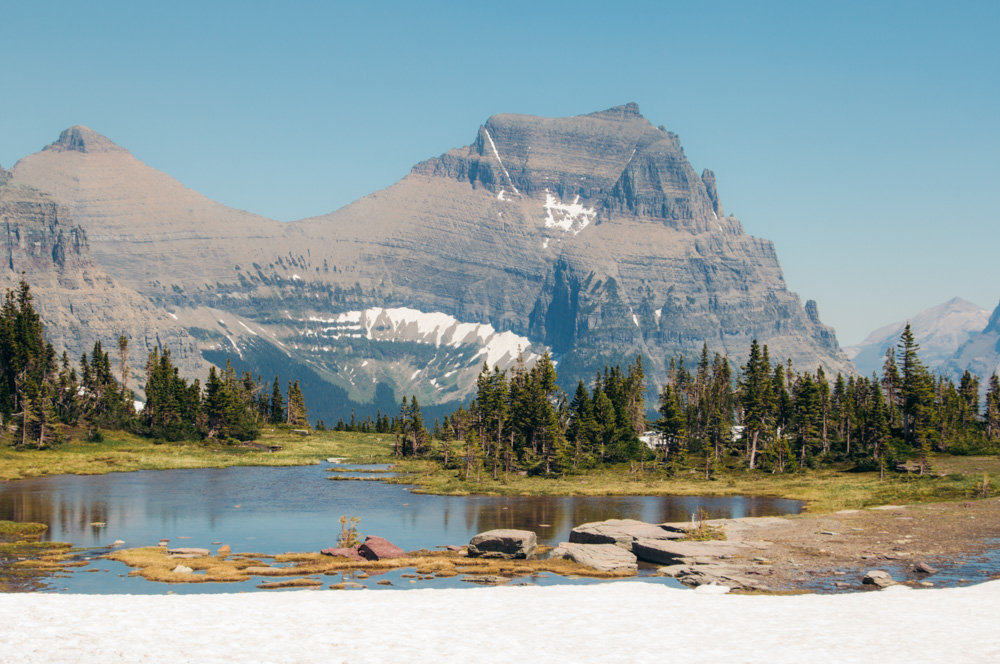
[0,429,397,482]
[1,430,998,514]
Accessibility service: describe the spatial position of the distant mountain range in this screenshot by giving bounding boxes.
[6,104,856,420]
[844,297,991,377]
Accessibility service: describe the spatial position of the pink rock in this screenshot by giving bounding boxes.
[358,536,406,561]
[320,545,364,561]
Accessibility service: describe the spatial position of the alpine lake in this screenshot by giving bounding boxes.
[0,462,803,593]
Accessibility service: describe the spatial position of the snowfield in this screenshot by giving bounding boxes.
[2,581,998,663]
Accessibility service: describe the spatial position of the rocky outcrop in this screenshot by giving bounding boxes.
[549,542,637,574]
[631,539,741,565]
[467,530,537,559]
[862,570,896,588]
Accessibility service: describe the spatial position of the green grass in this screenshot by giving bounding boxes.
[0,521,48,538]
[0,429,397,482]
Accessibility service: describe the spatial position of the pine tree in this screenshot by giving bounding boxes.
[286,380,308,427]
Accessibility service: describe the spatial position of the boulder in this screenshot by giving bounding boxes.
[569,519,685,549]
[862,570,896,588]
[631,538,740,565]
[912,561,939,575]
[166,547,210,558]
[467,529,537,559]
[172,564,193,574]
[358,536,406,561]
[672,564,764,591]
[549,542,637,574]
[216,544,231,556]
[320,545,365,561]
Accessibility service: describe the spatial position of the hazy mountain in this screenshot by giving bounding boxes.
[942,300,1000,382]
[844,297,990,376]
[11,105,855,418]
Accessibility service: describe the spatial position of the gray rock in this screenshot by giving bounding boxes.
[172,565,193,574]
[549,542,637,574]
[631,538,740,565]
[166,547,210,558]
[569,519,685,549]
[913,561,939,574]
[467,529,537,559]
[862,570,896,588]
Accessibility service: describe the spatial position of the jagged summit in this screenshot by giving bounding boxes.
[587,102,643,119]
[44,125,126,154]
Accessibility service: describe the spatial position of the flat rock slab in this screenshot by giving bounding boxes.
[166,548,210,558]
[632,538,741,565]
[468,529,537,559]
[569,519,685,549]
[550,542,637,574]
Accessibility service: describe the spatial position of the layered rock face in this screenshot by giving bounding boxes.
[10,105,854,415]
[0,176,205,387]
[292,104,853,388]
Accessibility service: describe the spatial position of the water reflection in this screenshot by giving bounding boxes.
[0,466,801,554]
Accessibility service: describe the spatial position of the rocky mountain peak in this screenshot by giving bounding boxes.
[45,126,126,154]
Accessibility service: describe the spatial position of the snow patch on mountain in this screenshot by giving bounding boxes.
[304,307,540,369]
[543,191,595,234]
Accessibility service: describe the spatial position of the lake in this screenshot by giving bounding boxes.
[0,463,803,593]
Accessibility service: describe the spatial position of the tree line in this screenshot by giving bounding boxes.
[0,280,309,448]
[394,325,1000,480]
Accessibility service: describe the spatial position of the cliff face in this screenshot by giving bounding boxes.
[0,178,206,388]
[11,106,854,416]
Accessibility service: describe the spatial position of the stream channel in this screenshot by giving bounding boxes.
[0,463,803,593]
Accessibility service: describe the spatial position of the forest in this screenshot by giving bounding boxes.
[0,280,309,447]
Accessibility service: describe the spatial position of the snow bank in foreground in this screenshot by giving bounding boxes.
[2,582,998,663]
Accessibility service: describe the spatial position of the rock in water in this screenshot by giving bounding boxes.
[467,530,538,559]
[357,536,406,561]
[862,570,896,588]
[320,546,364,561]
[912,562,939,575]
[549,543,637,574]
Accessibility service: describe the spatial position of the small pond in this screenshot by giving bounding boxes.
[0,463,803,593]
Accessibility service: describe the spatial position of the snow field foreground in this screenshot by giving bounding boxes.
[2,582,999,663]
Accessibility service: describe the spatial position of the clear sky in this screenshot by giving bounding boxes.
[2,0,997,345]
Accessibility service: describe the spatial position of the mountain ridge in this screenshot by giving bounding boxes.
[11,104,855,417]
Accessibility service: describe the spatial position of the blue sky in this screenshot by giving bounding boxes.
[2,1,997,345]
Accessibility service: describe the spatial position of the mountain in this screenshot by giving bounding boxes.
[942,300,1000,382]
[11,126,288,296]
[0,169,206,390]
[11,105,855,418]
[844,297,990,376]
